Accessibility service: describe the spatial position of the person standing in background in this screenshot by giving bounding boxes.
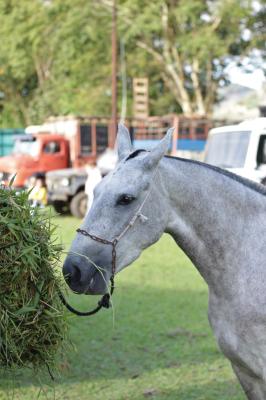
[28,175,47,208]
[85,162,102,213]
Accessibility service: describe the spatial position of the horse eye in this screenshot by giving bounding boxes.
[117,194,135,206]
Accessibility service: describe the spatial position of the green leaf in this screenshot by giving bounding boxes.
[14,306,37,315]
[8,174,17,187]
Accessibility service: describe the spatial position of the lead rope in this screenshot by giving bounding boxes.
[58,280,114,316]
[59,168,158,317]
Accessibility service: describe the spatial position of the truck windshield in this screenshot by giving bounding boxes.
[13,138,39,157]
[205,131,251,168]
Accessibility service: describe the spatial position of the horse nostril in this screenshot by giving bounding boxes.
[71,265,82,284]
[63,259,82,286]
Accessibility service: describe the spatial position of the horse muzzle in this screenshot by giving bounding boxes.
[62,254,109,295]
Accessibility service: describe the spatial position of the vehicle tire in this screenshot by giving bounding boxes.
[70,192,88,218]
[53,200,70,215]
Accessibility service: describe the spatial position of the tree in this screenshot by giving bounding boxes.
[118,0,257,116]
[0,0,112,126]
[0,0,264,125]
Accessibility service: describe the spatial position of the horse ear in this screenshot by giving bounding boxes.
[116,124,132,161]
[142,127,174,170]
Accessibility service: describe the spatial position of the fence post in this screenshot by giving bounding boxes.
[171,116,179,155]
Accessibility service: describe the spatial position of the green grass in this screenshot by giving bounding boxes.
[0,216,245,399]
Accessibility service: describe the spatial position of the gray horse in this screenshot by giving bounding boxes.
[63,125,266,399]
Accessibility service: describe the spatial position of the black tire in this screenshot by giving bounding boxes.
[70,192,88,218]
[53,200,70,215]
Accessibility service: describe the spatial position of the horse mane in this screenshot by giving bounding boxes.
[124,149,266,196]
[165,155,266,197]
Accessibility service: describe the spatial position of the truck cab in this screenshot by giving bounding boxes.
[0,133,69,187]
[204,118,266,184]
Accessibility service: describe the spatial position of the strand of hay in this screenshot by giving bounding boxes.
[0,185,68,371]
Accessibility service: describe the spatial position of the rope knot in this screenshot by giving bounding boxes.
[98,293,111,309]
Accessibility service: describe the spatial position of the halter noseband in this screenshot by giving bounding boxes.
[60,171,156,317]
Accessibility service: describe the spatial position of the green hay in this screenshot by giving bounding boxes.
[0,185,69,371]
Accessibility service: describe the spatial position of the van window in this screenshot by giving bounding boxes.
[257,135,266,165]
[205,131,251,168]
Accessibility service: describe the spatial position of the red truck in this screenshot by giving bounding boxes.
[0,116,109,186]
[0,133,70,187]
[0,116,111,217]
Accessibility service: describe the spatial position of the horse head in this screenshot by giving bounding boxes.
[63,125,173,295]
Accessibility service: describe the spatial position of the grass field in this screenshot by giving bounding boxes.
[0,216,245,400]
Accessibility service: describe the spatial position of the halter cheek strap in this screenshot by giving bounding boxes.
[60,171,156,317]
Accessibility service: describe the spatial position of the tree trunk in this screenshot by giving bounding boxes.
[191,58,206,116]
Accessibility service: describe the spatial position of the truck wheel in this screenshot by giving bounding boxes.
[70,192,88,218]
[53,201,70,215]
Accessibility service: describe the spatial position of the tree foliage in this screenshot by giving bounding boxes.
[119,0,263,116]
[0,0,112,126]
[0,0,264,126]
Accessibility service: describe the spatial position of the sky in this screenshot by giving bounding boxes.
[227,65,265,91]
[225,46,266,91]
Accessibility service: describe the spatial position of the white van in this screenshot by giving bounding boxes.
[204,118,266,184]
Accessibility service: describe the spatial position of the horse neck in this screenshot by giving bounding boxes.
[160,157,266,290]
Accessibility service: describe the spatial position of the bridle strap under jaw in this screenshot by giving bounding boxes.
[60,170,158,317]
